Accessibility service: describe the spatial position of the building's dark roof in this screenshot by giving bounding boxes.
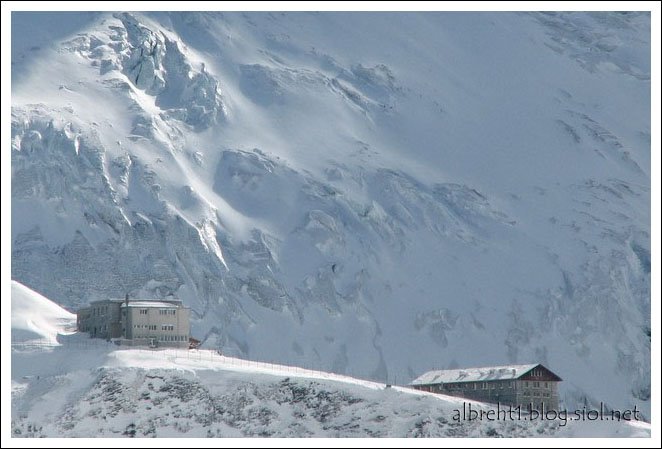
[89,298,125,304]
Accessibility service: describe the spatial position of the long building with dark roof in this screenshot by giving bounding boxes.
[410,363,562,410]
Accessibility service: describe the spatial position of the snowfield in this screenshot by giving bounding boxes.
[11,281,77,345]
[11,10,650,431]
[10,281,650,437]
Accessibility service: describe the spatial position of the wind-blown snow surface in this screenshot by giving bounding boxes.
[10,281,76,345]
[11,11,650,421]
[10,282,650,437]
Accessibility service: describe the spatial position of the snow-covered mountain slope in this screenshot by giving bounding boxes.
[10,282,650,438]
[10,281,76,345]
[12,352,652,438]
[11,11,650,420]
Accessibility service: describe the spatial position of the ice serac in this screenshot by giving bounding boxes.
[11,11,650,419]
[61,12,225,130]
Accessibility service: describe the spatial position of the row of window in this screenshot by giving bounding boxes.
[139,308,178,315]
[445,381,551,391]
[87,307,177,318]
[130,334,187,341]
[132,324,177,331]
[158,335,187,342]
[522,391,551,398]
[452,382,515,390]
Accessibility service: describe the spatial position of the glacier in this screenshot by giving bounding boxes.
[11,11,651,421]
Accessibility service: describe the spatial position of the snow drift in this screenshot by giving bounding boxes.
[11,281,76,345]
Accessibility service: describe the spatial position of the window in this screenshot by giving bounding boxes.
[161,324,174,331]
[534,381,540,388]
[140,309,148,315]
[525,381,529,387]
[544,382,548,389]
